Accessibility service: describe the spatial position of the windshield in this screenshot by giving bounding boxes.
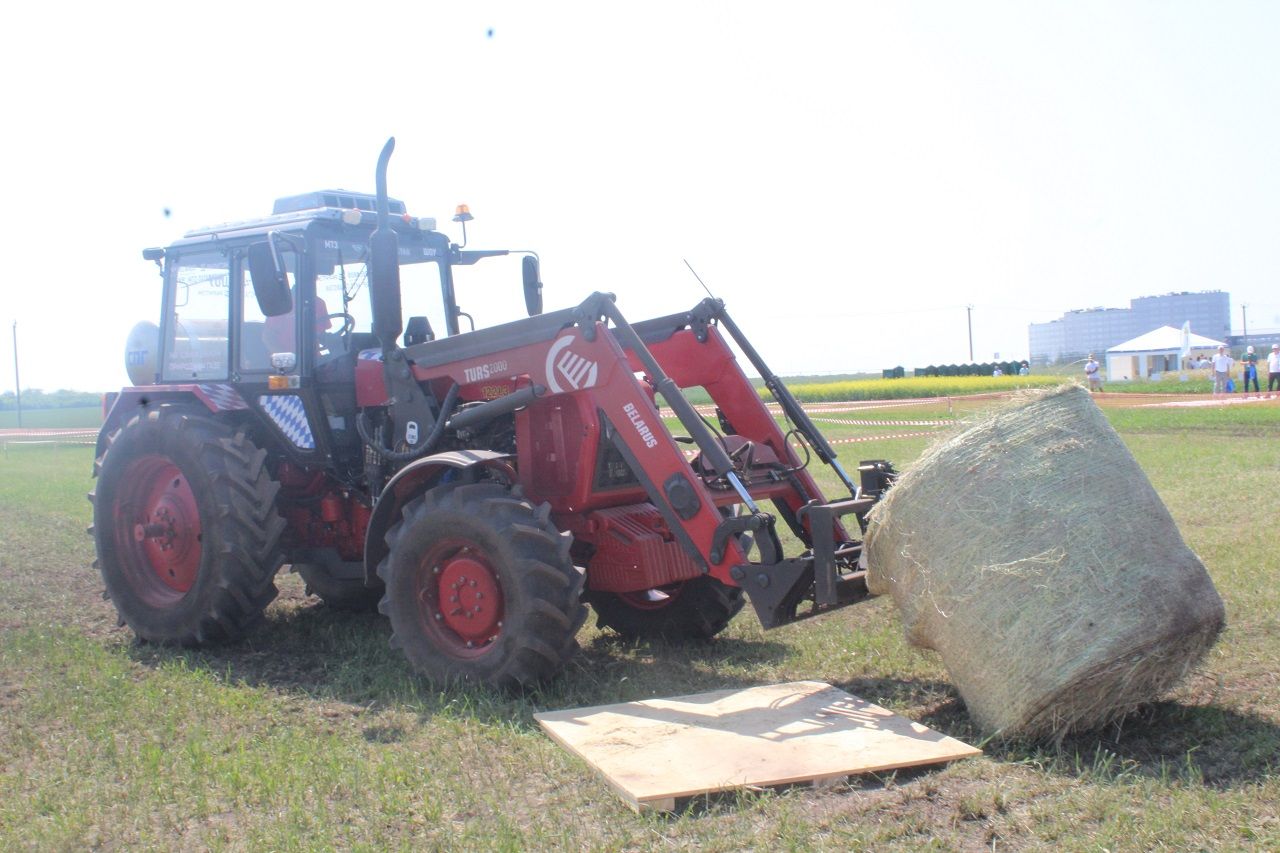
[313,238,448,348]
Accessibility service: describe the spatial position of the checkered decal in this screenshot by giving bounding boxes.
[258,394,315,449]
[195,383,249,411]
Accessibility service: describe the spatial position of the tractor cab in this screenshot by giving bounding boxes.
[123,189,539,472]
[160,191,445,379]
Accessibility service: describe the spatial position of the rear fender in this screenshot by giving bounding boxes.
[363,449,515,583]
[95,384,250,462]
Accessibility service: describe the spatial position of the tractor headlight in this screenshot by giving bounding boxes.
[270,352,298,373]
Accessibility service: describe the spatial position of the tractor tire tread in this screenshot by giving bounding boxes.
[377,482,585,688]
[91,408,285,645]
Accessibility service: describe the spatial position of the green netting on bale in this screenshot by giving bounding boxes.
[865,383,1224,741]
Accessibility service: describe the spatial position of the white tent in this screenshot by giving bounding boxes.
[1105,325,1224,381]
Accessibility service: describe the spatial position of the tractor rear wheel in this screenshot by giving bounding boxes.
[586,575,745,641]
[91,409,286,644]
[377,482,586,688]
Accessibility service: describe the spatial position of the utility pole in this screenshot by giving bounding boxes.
[966,305,974,363]
[11,321,20,429]
[1242,303,1249,348]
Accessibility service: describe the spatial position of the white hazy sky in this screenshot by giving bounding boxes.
[3,1,1278,392]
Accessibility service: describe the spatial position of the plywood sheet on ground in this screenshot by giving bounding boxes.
[535,680,980,811]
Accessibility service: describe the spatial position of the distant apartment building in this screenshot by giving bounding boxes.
[1028,291,1230,365]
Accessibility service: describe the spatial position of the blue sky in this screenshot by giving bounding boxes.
[3,1,1277,390]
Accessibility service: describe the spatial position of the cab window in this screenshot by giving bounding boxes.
[162,250,230,381]
[312,238,446,351]
[240,247,299,372]
[314,247,374,347]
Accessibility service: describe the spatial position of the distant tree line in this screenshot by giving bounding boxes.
[0,389,102,410]
[912,361,1028,378]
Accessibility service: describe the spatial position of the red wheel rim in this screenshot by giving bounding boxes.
[414,537,505,657]
[113,455,202,605]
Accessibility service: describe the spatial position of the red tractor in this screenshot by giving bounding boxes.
[92,139,895,687]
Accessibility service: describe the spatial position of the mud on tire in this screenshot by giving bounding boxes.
[90,408,286,644]
[377,482,587,688]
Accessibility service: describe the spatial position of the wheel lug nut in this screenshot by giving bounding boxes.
[469,580,477,587]
[434,613,442,620]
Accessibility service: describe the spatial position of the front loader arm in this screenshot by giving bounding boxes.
[562,317,756,585]
[620,296,900,626]
[628,313,842,546]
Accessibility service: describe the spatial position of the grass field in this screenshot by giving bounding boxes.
[2,397,1278,849]
[0,406,102,429]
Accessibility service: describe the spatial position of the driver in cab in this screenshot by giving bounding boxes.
[262,292,332,357]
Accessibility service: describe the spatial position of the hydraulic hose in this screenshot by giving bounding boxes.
[358,382,460,463]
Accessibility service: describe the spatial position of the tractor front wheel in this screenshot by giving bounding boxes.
[586,575,745,641]
[91,409,286,644]
[377,483,586,688]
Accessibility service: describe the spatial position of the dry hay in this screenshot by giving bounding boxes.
[864,383,1225,741]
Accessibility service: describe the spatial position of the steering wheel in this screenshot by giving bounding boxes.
[325,312,356,335]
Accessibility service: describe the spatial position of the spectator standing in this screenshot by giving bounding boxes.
[1268,344,1280,396]
[1240,345,1260,393]
[993,366,1003,377]
[1084,354,1102,392]
[1019,361,1030,376]
[1211,345,1234,396]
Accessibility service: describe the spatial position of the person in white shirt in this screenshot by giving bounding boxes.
[1211,345,1234,395]
[1084,355,1102,392]
[1268,344,1280,396]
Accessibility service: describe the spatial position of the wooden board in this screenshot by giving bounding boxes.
[535,680,980,812]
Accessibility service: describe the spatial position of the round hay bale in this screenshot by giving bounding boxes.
[865,383,1224,741]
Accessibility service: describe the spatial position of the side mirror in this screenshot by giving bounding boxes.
[522,255,543,316]
[247,240,293,317]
